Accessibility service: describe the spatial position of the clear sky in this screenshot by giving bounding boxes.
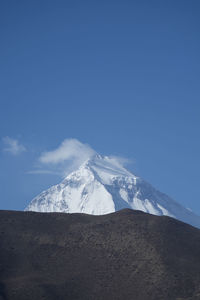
[0,1,200,214]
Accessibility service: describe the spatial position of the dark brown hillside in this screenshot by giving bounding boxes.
[0,209,200,300]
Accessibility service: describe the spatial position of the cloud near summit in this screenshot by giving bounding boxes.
[30,138,131,177]
[38,139,96,175]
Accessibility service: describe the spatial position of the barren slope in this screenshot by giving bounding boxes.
[0,209,200,300]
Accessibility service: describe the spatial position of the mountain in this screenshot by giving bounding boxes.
[25,154,200,228]
[1,209,200,300]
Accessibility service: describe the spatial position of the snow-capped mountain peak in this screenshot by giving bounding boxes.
[25,154,200,228]
[79,154,136,184]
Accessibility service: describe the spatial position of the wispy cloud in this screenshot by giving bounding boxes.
[2,136,26,155]
[108,155,132,168]
[28,138,132,177]
[39,138,95,165]
[26,170,60,175]
[29,139,96,177]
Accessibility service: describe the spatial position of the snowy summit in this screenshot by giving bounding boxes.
[25,154,200,228]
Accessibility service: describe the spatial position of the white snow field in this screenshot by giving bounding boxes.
[25,154,200,228]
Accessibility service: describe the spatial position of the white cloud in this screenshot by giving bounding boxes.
[39,138,95,164]
[2,136,26,155]
[37,138,96,176]
[108,155,131,168]
[28,138,132,178]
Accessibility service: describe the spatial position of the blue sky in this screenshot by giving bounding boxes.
[0,1,200,214]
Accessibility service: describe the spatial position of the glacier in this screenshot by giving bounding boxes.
[25,154,200,228]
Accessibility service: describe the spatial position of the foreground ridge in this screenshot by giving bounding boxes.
[0,209,200,300]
